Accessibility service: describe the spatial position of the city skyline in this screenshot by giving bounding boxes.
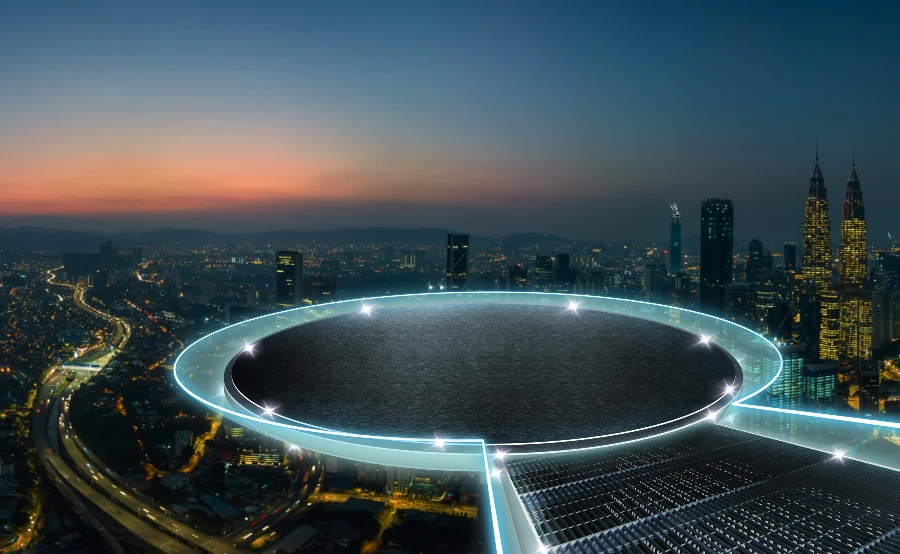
[2,2,900,243]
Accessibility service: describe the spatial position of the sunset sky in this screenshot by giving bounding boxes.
[1,1,899,243]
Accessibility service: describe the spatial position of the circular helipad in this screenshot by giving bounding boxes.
[229,303,739,448]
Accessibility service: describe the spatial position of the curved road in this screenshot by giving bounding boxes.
[41,269,245,553]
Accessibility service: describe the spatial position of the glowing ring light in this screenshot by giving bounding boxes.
[174,292,780,467]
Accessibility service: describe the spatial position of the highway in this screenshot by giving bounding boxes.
[40,268,247,553]
[225,461,323,550]
[36,377,202,553]
[56,383,247,554]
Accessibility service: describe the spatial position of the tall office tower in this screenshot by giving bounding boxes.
[784,243,797,273]
[747,239,764,283]
[699,198,734,315]
[768,341,808,408]
[274,251,303,308]
[799,284,821,353]
[62,252,101,285]
[507,263,527,290]
[801,152,832,291]
[818,288,841,360]
[445,234,469,290]
[554,252,575,291]
[800,152,839,359]
[873,288,900,353]
[872,249,900,353]
[98,240,118,270]
[839,158,867,288]
[669,203,682,275]
[839,158,872,361]
[533,255,553,289]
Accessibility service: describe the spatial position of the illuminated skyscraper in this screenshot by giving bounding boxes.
[769,341,808,408]
[446,233,469,290]
[800,151,839,360]
[818,288,841,360]
[699,198,734,315]
[801,152,832,291]
[275,251,303,308]
[839,158,872,361]
[669,204,682,275]
[533,255,553,289]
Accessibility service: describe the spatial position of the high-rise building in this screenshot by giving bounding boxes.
[769,341,808,408]
[872,248,900,355]
[803,359,837,407]
[533,255,553,289]
[839,158,867,288]
[669,204,682,275]
[507,264,527,290]
[554,252,575,291]
[838,157,872,361]
[801,152,832,291]
[800,152,840,360]
[784,243,797,273]
[747,239,764,283]
[642,264,668,302]
[275,251,303,308]
[818,287,841,360]
[699,198,734,315]
[445,234,469,290]
[62,252,101,285]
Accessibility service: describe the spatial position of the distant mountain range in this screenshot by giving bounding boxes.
[0,226,585,253]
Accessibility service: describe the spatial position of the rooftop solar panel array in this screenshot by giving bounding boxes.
[506,424,900,553]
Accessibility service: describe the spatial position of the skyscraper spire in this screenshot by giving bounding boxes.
[802,152,831,290]
[839,156,871,362]
[802,149,838,360]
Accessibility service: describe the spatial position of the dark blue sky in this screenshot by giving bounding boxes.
[1,1,898,246]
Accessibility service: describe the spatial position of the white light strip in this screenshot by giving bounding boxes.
[481,441,504,554]
[733,402,900,429]
[491,377,737,447]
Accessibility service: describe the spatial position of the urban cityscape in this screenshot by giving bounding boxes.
[2,2,900,554]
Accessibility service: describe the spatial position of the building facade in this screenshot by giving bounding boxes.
[699,198,734,315]
[445,234,469,291]
[669,203,682,275]
[275,251,303,308]
[838,159,872,361]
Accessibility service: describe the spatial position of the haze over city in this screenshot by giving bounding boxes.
[2,2,899,243]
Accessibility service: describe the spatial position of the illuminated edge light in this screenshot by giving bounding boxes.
[503,469,547,553]
[731,401,900,430]
[210,294,754,451]
[481,441,504,554]
[174,291,784,554]
[175,291,775,450]
[493,374,738,449]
